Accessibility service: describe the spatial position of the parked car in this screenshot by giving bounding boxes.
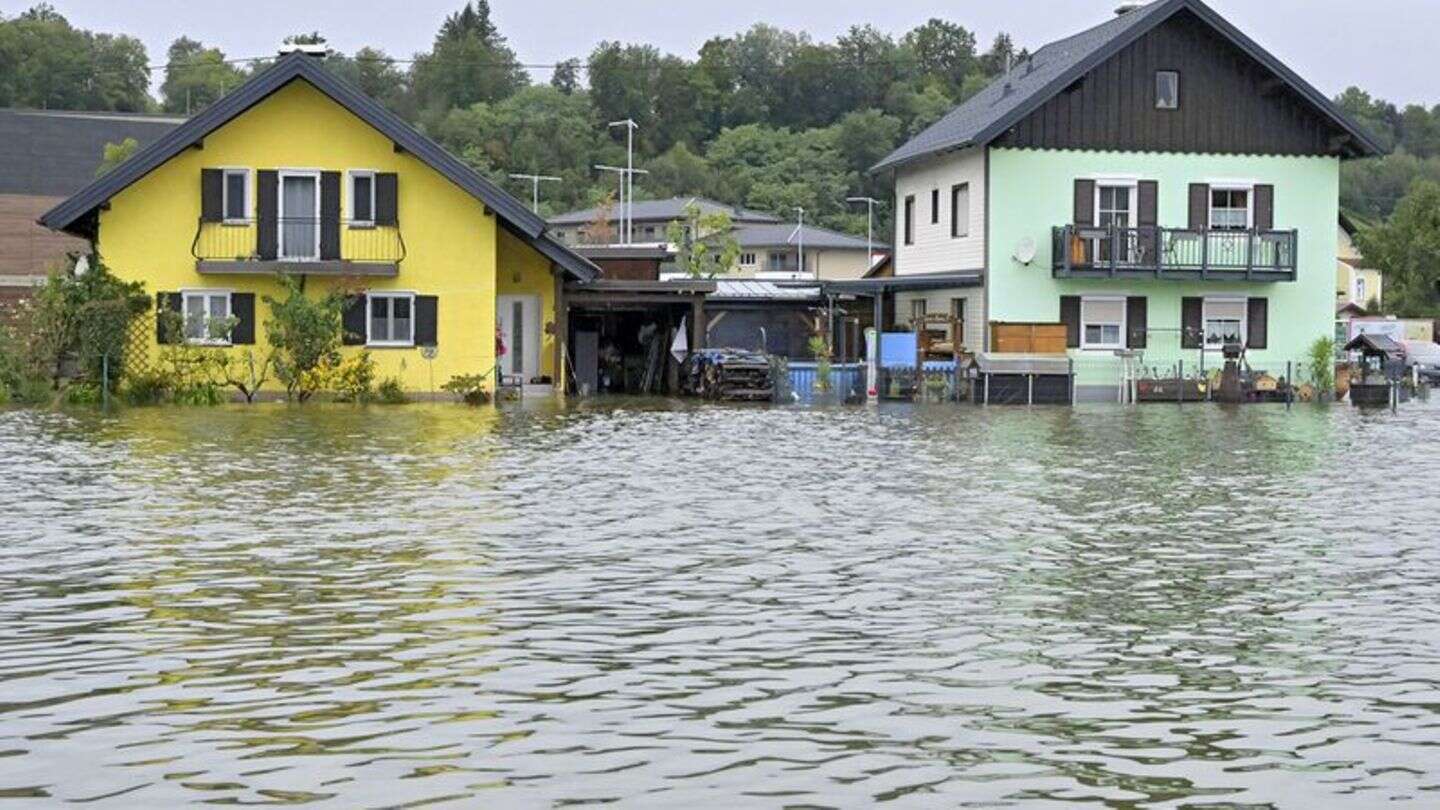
[1403,340,1440,386]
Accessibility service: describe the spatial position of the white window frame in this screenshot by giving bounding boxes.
[1093,179,1138,262]
[347,169,377,227]
[1202,296,1248,352]
[739,252,756,266]
[220,167,250,225]
[1207,181,1254,231]
[1080,295,1127,351]
[1355,276,1367,304]
[277,168,322,261]
[951,182,970,238]
[366,291,416,347]
[181,289,233,346]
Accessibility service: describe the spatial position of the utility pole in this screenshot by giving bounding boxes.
[847,196,881,271]
[509,173,561,213]
[791,207,806,277]
[608,119,638,244]
[595,164,649,244]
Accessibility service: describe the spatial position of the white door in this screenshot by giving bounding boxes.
[279,172,319,260]
[496,294,541,382]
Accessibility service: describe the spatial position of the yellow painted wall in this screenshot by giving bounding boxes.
[496,226,558,380]
[96,79,557,394]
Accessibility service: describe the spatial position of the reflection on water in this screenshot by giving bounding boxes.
[1,400,1437,807]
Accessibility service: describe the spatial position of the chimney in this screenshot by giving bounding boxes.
[1115,2,1146,15]
[278,43,328,58]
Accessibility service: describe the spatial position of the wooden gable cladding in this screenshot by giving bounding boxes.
[996,10,1346,157]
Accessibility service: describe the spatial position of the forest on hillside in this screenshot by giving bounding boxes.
[3,1,1440,287]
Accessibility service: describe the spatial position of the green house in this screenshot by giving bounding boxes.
[871,0,1382,400]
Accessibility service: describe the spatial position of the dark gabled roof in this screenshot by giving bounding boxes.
[873,0,1382,172]
[734,222,884,251]
[1345,333,1404,355]
[38,51,596,281]
[548,196,780,227]
[0,108,183,197]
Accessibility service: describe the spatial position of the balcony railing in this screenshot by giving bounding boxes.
[192,217,405,275]
[1051,225,1297,281]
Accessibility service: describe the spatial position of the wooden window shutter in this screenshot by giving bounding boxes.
[320,171,342,260]
[1181,297,1203,348]
[1254,184,1275,231]
[201,169,224,222]
[155,292,181,344]
[376,173,398,226]
[415,295,438,347]
[1073,179,1095,225]
[256,170,278,260]
[1137,180,1159,263]
[342,294,367,345]
[230,293,255,345]
[1059,295,1081,348]
[1126,296,1148,349]
[1188,184,1210,230]
[1247,297,1268,349]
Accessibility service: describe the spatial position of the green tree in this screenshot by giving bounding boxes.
[411,1,528,118]
[160,36,248,114]
[0,5,151,111]
[96,137,139,177]
[902,19,977,94]
[261,275,349,401]
[665,203,741,277]
[550,58,580,94]
[1356,180,1440,317]
[646,143,715,199]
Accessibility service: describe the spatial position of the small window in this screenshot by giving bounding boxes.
[350,171,376,225]
[644,225,655,238]
[930,188,940,224]
[1355,277,1367,303]
[903,195,915,245]
[1080,297,1125,350]
[1210,188,1251,231]
[950,183,970,238]
[222,169,248,222]
[368,292,414,346]
[1203,298,1246,349]
[740,252,756,266]
[1156,71,1179,110]
[182,290,232,344]
[767,251,789,272]
[910,298,926,328]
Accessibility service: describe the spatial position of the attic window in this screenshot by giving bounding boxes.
[1156,71,1179,110]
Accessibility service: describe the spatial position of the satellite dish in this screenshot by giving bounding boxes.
[1014,237,1037,265]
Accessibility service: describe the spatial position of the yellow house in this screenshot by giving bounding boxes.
[39,50,596,396]
[1337,214,1382,314]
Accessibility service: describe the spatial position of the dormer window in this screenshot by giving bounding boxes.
[1156,71,1179,110]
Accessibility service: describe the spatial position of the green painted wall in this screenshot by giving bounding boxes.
[986,147,1339,374]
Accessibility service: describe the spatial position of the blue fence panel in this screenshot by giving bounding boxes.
[788,362,865,403]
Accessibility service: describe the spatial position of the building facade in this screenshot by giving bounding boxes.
[40,52,595,395]
[873,0,1381,397]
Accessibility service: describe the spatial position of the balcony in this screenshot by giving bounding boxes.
[192,217,406,277]
[1051,225,1297,281]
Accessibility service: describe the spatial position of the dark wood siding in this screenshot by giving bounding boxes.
[995,10,1346,157]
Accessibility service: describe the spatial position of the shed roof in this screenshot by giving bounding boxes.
[734,223,881,251]
[37,51,596,281]
[1345,333,1404,354]
[872,0,1382,172]
[709,279,822,302]
[0,108,183,197]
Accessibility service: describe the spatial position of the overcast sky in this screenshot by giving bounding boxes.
[9,0,1437,106]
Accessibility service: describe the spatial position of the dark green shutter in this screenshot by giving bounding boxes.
[1188,184,1209,230]
[415,295,438,347]
[155,292,181,344]
[1060,295,1081,349]
[1254,185,1275,231]
[1074,179,1095,225]
[342,294,367,345]
[1181,297,1203,348]
[1137,180,1158,263]
[1247,298,1268,349]
[201,169,223,222]
[257,170,278,260]
[231,293,255,345]
[320,171,341,260]
[1126,296,1148,349]
[376,173,398,226]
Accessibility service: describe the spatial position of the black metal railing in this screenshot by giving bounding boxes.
[192,217,405,264]
[1051,225,1297,280]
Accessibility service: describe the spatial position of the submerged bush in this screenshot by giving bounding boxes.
[10,257,148,390]
[263,275,350,402]
[331,351,378,403]
[376,376,408,404]
[441,372,492,406]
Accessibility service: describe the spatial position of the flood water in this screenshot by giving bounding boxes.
[1,399,1438,808]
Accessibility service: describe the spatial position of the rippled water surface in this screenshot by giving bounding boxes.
[2,399,1439,808]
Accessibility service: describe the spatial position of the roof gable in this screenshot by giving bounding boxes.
[0,109,182,197]
[874,0,1382,172]
[38,52,597,280]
